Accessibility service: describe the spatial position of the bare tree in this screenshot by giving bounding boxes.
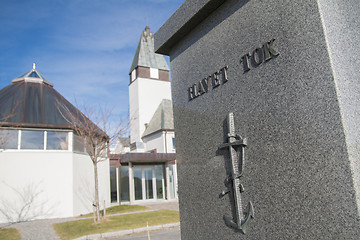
[57,101,126,223]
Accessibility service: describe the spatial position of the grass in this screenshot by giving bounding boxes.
[54,209,180,240]
[78,204,150,218]
[0,228,22,240]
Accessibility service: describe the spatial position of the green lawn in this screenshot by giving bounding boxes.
[78,204,150,218]
[54,209,180,240]
[0,228,22,240]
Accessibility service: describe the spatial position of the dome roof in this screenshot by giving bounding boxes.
[0,65,93,130]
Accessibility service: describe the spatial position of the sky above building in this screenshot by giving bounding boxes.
[0,0,184,121]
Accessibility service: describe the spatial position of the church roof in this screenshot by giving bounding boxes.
[142,99,174,138]
[0,65,100,132]
[129,26,170,74]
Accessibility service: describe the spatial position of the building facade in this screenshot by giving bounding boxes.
[110,27,177,204]
[0,65,110,223]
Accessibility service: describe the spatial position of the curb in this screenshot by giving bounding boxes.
[74,222,180,240]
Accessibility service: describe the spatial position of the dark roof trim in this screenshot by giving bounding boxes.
[0,122,74,130]
[110,152,176,163]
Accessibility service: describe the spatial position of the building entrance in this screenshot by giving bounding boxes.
[133,165,165,201]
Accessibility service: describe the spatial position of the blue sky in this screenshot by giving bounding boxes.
[0,0,184,120]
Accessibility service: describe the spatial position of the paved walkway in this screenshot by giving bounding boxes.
[0,200,179,240]
[108,227,181,240]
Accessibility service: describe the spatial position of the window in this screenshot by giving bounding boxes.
[110,167,119,203]
[155,165,165,199]
[150,68,159,79]
[0,129,18,149]
[120,166,129,201]
[169,164,176,199]
[29,71,40,78]
[73,134,86,153]
[0,128,72,151]
[21,130,44,149]
[172,137,175,149]
[131,69,137,82]
[47,131,68,150]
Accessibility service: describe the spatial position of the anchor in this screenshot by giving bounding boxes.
[219,112,254,234]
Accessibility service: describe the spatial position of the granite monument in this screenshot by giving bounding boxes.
[155,0,360,239]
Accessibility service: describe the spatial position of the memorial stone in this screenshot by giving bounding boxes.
[155,0,360,239]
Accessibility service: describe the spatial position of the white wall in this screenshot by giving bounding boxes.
[142,131,175,153]
[72,153,94,216]
[72,154,110,216]
[0,151,110,223]
[129,77,171,149]
[143,131,164,152]
[164,131,176,154]
[129,79,140,146]
[0,151,73,223]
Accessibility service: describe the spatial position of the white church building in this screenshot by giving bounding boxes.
[110,26,178,204]
[0,27,177,224]
[0,66,110,223]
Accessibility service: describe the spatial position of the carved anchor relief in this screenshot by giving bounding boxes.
[219,112,254,234]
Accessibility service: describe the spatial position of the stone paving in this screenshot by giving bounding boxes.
[0,200,179,240]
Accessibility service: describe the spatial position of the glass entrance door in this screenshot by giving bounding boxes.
[133,165,164,201]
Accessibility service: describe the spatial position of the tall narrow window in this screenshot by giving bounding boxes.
[120,165,130,202]
[144,168,153,199]
[155,165,165,199]
[169,164,176,199]
[110,167,118,203]
[131,69,137,82]
[134,168,142,200]
[73,134,85,152]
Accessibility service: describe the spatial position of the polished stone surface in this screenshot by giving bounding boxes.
[156,0,360,239]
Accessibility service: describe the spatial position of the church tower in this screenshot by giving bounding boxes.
[129,26,171,152]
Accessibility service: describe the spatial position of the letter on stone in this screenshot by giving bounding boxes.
[220,66,229,83]
[252,48,264,65]
[263,39,279,61]
[212,72,221,88]
[241,53,251,72]
[188,86,195,101]
[202,78,209,92]
[193,84,199,97]
[198,80,206,95]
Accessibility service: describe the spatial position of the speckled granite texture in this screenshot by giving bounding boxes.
[155,0,360,239]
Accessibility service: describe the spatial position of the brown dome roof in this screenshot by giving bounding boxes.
[0,66,100,132]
